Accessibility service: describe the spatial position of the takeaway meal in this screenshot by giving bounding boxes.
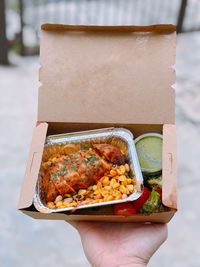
[34,128,143,213]
[34,128,167,215]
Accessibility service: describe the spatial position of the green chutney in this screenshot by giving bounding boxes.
[135,134,162,174]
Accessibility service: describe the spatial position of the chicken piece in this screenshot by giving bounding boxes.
[43,149,111,202]
[93,144,125,165]
[42,173,59,202]
[42,144,125,202]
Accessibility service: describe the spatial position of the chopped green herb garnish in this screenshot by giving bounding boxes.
[80,143,93,150]
[63,158,70,165]
[87,155,99,166]
[60,166,68,175]
[70,164,78,171]
[50,173,57,180]
[50,166,68,180]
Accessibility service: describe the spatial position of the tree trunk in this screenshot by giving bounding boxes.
[177,0,188,33]
[0,0,9,65]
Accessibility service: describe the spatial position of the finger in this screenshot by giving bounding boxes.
[66,220,94,232]
[66,220,78,229]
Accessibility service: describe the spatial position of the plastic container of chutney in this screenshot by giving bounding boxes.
[135,133,163,176]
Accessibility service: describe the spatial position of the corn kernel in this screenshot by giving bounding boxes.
[131,178,136,185]
[60,205,67,209]
[90,201,95,204]
[88,193,94,198]
[97,181,102,188]
[47,202,55,209]
[51,157,57,164]
[112,182,120,189]
[108,195,114,201]
[93,185,97,190]
[110,169,117,177]
[122,180,128,186]
[110,178,117,187]
[100,176,105,182]
[78,189,87,195]
[125,163,130,172]
[119,185,127,194]
[101,190,108,197]
[82,199,92,205]
[95,194,103,200]
[118,175,126,182]
[42,162,49,170]
[104,195,114,201]
[127,184,134,193]
[117,165,126,175]
[102,176,110,186]
[115,195,122,200]
[56,201,63,208]
[104,185,112,191]
[113,190,120,196]
[126,178,132,184]
[101,175,108,181]
[69,202,78,207]
[94,190,99,195]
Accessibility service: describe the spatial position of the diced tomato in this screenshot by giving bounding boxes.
[132,187,150,212]
[155,188,162,196]
[114,203,138,216]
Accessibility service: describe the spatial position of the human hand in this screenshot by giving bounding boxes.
[69,221,167,267]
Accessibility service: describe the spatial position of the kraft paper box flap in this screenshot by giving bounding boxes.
[162,124,177,209]
[38,24,176,124]
[18,123,48,209]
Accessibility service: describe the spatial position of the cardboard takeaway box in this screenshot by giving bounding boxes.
[18,24,177,223]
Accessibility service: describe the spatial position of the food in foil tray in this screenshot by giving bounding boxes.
[34,128,143,212]
[35,129,168,215]
[42,143,134,208]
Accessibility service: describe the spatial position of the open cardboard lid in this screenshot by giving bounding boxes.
[38,24,176,124]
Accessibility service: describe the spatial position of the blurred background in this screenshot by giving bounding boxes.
[0,0,200,266]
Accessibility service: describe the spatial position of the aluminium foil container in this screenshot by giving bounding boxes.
[34,127,143,213]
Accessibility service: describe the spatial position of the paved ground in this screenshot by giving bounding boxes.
[0,32,200,267]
